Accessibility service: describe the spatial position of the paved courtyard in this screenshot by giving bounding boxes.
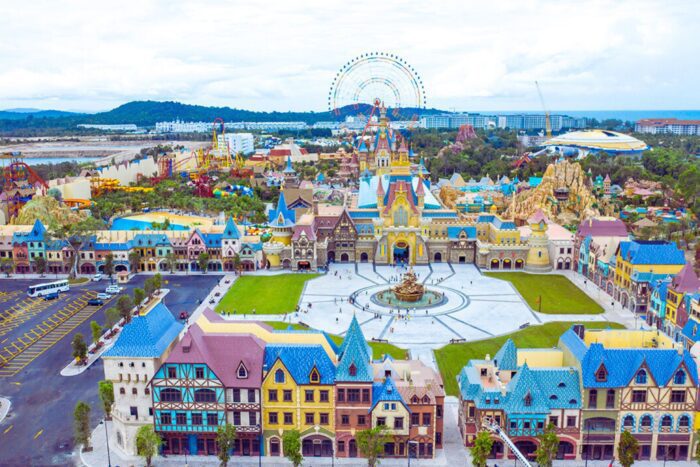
[292,263,608,348]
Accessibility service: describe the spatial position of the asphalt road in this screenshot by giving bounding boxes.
[0,274,219,466]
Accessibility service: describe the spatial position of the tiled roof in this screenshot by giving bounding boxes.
[263,344,335,385]
[493,339,518,370]
[223,217,241,239]
[371,377,407,412]
[576,218,628,238]
[671,264,700,293]
[618,240,685,265]
[12,219,46,244]
[682,318,700,343]
[268,192,296,227]
[103,303,183,358]
[337,316,373,382]
[166,324,265,387]
[423,211,458,218]
[130,233,171,247]
[447,226,476,240]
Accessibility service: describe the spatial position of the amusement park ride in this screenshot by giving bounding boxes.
[0,152,48,221]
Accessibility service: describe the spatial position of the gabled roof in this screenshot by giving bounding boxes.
[671,264,700,293]
[166,324,265,387]
[263,344,335,385]
[292,224,316,242]
[494,339,518,371]
[577,218,628,238]
[682,318,700,343]
[618,240,685,266]
[223,217,241,239]
[267,191,296,227]
[371,377,407,412]
[337,316,373,382]
[103,303,183,358]
[12,219,46,244]
[447,226,476,241]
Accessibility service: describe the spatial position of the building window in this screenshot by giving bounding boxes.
[674,370,686,385]
[341,415,350,425]
[207,413,218,425]
[232,389,240,402]
[119,387,125,395]
[248,389,256,403]
[671,390,686,403]
[357,415,366,426]
[191,413,203,425]
[606,389,615,408]
[632,390,647,403]
[640,415,652,430]
[566,416,576,427]
[422,413,431,426]
[319,390,329,402]
[412,413,420,426]
[284,413,293,425]
[679,415,690,429]
[176,412,186,425]
[337,441,345,453]
[195,367,204,379]
[635,369,647,384]
[268,390,278,402]
[160,413,172,425]
[305,413,314,425]
[310,369,320,383]
[160,388,182,402]
[194,388,216,403]
[622,415,634,430]
[362,389,370,402]
[233,411,241,425]
[595,366,607,382]
[337,389,345,402]
[320,413,329,425]
[305,390,314,402]
[347,389,360,402]
[394,417,404,429]
[269,412,278,424]
[349,364,357,377]
[274,369,285,383]
[167,367,176,378]
[524,393,532,407]
[238,363,248,379]
[132,388,137,395]
[588,390,598,409]
[377,417,386,427]
[283,390,293,402]
[549,416,558,427]
[468,405,475,418]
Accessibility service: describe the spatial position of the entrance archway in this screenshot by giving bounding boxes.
[327,251,336,263]
[503,259,512,269]
[434,252,442,262]
[298,261,310,270]
[360,252,368,262]
[513,440,537,458]
[393,241,409,264]
[340,253,349,262]
[515,259,524,269]
[490,259,500,269]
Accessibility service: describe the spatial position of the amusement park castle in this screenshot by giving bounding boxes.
[264,105,555,272]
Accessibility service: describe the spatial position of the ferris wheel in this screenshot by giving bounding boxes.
[328,53,426,120]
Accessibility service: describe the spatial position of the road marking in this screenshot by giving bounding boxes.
[33,429,43,440]
[12,381,20,386]
[0,339,6,344]
[3,425,12,434]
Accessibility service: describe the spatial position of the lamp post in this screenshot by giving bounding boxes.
[100,419,111,467]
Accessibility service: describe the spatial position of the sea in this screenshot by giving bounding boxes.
[473,110,700,122]
[18,157,102,166]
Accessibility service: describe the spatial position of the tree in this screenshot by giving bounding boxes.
[74,401,91,451]
[470,430,493,467]
[165,252,177,272]
[198,252,210,273]
[282,429,303,467]
[152,272,162,291]
[98,380,114,420]
[90,320,102,347]
[136,425,161,467]
[103,254,114,278]
[216,423,237,467]
[105,307,120,329]
[0,257,13,277]
[128,250,141,274]
[535,423,560,467]
[233,253,241,273]
[694,429,700,465]
[144,278,155,298]
[356,425,391,467]
[33,256,47,276]
[71,333,87,364]
[133,288,146,309]
[117,295,134,323]
[47,187,63,201]
[618,429,639,467]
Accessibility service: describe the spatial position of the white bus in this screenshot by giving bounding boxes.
[27,280,70,298]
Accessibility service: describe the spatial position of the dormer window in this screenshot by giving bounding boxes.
[558,382,566,387]
[635,369,647,384]
[274,369,285,384]
[422,395,430,404]
[595,365,608,382]
[412,396,419,404]
[310,368,320,384]
[674,370,686,385]
[237,362,248,379]
[349,364,357,377]
[524,392,532,407]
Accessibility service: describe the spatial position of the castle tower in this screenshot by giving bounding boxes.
[525,209,552,272]
[374,105,392,175]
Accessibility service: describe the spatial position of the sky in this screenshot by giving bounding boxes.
[0,0,698,113]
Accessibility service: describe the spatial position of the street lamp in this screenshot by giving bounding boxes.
[100,419,111,467]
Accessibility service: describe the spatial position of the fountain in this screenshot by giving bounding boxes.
[371,269,447,309]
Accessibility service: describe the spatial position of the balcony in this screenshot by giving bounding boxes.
[112,407,152,425]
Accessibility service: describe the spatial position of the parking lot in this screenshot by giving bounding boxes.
[0,274,220,466]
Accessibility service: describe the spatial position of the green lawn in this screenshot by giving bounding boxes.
[216,274,319,314]
[485,272,605,314]
[262,322,408,361]
[435,321,625,396]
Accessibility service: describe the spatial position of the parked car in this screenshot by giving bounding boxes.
[88,298,104,306]
[105,285,121,294]
[96,292,111,300]
[44,292,59,301]
[92,273,102,282]
[179,311,188,320]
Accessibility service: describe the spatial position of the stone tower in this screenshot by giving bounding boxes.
[525,209,552,272]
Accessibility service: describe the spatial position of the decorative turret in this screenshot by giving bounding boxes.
[416,178,425,209]
[524,209,552,272]
[376,177,385,208]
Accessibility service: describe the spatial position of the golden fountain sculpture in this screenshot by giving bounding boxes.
[392,269,425,302]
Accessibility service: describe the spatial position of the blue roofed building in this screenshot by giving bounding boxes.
[101,301,183,456]
[457,338,582,461]
[559,326,696,462]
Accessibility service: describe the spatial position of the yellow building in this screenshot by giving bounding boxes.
[524,209,552,272]
[614,240,686,297]
[262,345,336,458]
[666,264,700,327]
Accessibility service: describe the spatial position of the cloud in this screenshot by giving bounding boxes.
[0,0,697,112]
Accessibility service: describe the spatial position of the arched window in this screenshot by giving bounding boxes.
[275,369,285,384]
[160,388,182,402]
[678,415,690,430]
[640,415,653,430]
[349,364,357,377]
[237,362,248,379]
[194,388,216,403]
[622,415,635,430]
[310,368,320,383]
[524,393,532,407]
[635,369,647,384]
[660,415,673,431]
[674,370,686,385]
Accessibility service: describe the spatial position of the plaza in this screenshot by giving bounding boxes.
[293,263,608,347]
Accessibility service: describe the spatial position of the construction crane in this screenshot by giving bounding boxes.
[535,81,552,139]
[482,416,533,466]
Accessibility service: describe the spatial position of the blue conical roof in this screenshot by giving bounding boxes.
[223,217,241,239]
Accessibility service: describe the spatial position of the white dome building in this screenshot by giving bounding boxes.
[545,130,648,157]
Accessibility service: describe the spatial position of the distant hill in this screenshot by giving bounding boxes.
[0,100,446,133]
